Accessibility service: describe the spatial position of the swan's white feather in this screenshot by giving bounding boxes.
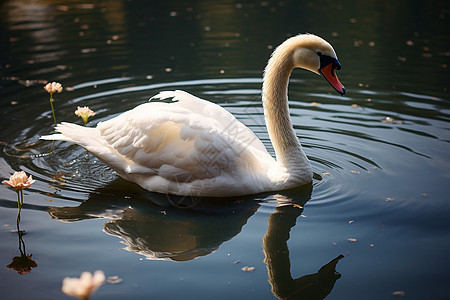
[42,90,276,196]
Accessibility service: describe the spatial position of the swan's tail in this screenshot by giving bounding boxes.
[41,122,131,176]
[40,122,101,148]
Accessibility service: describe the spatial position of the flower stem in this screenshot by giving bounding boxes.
[49,92,57,151]
[16,190,22,226]
[49,93,57,127]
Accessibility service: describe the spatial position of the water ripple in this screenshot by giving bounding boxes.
[1,76,444,209]
[66,78,263,104]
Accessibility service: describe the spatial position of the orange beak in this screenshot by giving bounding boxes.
[320,63,346,96]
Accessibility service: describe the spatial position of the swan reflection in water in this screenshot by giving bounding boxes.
[48,180,342,298]
[263,197,343,299]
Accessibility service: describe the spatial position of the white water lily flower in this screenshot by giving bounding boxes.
[44,82,63,94]
[75,106,95,126]
[2,171,35,191]
[62,270,105,300]
[44,81,63,127]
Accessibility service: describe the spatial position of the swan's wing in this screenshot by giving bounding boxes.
[151,90,268,154]
[97,90,271,183]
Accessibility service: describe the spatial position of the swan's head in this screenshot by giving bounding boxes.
[289,34,346,95]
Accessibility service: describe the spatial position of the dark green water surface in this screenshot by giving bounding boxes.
[1,1,449,299]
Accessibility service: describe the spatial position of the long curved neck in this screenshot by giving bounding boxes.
[262,46,309,173]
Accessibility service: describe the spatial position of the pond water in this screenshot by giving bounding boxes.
[1,0,450,299]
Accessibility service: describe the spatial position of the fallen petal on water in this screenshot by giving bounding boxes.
[107,276,122,284]
[382,117,403,124]
[393,291,405,296]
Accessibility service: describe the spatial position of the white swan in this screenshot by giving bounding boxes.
[41,34,345,197]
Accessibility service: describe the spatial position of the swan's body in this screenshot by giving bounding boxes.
[41,34,344,197]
